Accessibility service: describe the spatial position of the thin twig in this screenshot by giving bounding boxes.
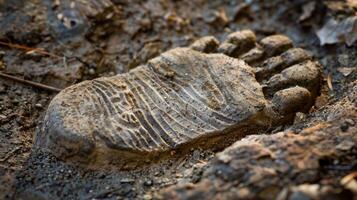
[0,41,61,58]
[0,146,21,162]
[327,73,333,91]
[0,72,62,92]
[35,180,72,190]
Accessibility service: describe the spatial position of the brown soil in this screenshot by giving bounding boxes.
[0,0,356,199]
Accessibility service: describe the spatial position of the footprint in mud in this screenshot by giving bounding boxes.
[35,30,322,169]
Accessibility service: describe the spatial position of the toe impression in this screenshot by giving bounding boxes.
[218,30,256,57]
[271,86,312,115]
[256,48,313,80]
[260,35,293,57]
[264,61,321,96]
[190,36,220,53]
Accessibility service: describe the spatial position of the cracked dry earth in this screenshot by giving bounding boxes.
[37,30,322,169]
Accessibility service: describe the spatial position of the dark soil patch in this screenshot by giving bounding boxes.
[0,0,356,199]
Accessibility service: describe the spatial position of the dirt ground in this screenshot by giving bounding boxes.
[0,0,356,199]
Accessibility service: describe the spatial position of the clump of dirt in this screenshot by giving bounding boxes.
[0,0,356,199]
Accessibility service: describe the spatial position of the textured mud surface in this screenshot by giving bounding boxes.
[0,0,356,199]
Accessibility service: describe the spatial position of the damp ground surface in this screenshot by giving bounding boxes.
[0,0,356,199]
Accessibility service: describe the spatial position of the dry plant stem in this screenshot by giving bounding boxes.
[0,72,62,92]
[0,41,61,58]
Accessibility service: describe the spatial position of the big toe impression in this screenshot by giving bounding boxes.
[37,81,98,160]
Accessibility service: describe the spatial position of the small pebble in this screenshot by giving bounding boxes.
[0,85,5,92]
[0,61,5,70]
[192,150,200,160]
[345,118,355,126]
[294,112,307,124]
[120,178,134,183]
[88,68,96,75]
[35,103,43,108]
[143,194,152,200]
[340,123,349,132]
[338,54,349,66]
[336,140,355,151]
[143,180,153,186]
